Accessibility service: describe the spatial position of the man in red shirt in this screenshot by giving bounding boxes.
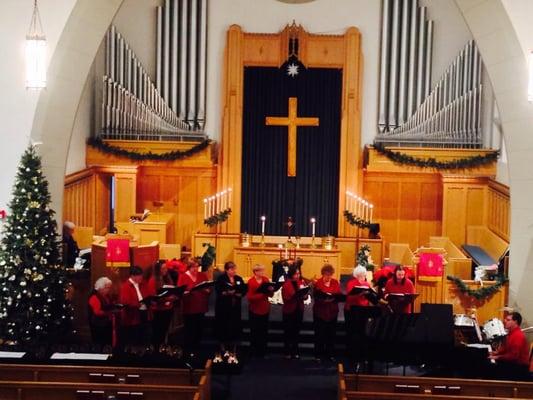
[489,312,530,380]
[119,266,150,346]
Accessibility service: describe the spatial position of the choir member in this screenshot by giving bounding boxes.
[313,264,341,361]
[88,276,114,346]
[165,254,190,283]
[147,260,176,346]
[344,265,371,360]
[247,264,274,357]
[384,265,415,313]
[62,221,80,268]
[282,265,307,359]
[119,266,151,345]
[177,258,211,358]
[489,312,530,380]
[215,261,247,362]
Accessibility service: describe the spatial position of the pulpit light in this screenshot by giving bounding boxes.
[26,0,47,89]
[527,51,533,102]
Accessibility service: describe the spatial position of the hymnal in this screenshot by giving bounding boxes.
[295,286,311,298]
[158,285,187,296]
[190,280,215,292]
[257,281,283,294]
[314,290,346,303]
[386,293,419,302]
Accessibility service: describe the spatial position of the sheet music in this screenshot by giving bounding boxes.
[51,352,110,360]
[79,248,91,257]
[466,343,492,351]
[0,351,26,358]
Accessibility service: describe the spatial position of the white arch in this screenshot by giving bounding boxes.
[30,0,124,222]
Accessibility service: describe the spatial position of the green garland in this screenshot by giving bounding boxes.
[87,137,211,161]
[204,208,232,227]
[447,275,508,300]
[343,210,370,229]
[373,142,499,170]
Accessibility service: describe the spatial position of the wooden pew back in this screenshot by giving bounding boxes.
[429,236,472,279]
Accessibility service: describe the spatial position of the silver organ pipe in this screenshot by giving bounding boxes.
[156,6,162,93]
[387,0,401,129]
[197,0,208,128]
[170,0,178,113]
[163,0,170,103]
[377,0,392,133]
[376,41,483,148]
[179,0,188,121]
[101,25,196,140]
[378,0,433,133]
[187,0,198,125]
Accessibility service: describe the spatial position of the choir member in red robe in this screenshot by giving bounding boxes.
[177,258,210,358]
[282,266,307,359]
[119,266,151,345]
[489,312,530,380]
[344,265,371,359]
[147,260,176,346]
[247,264,274,357]
[88,276,114,346]
[313,264,341,361]
[384,265,415,313]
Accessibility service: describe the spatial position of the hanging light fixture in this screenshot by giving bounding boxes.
[25,0,46,89]
[529,51,533,102]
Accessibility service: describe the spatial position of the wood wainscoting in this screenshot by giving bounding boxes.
[363,171,443,253]
[487,179,510,242]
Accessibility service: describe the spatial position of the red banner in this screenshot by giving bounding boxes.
[418,253,444,277]
[106,239,130,267]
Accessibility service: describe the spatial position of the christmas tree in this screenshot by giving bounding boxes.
[0,146,72,344]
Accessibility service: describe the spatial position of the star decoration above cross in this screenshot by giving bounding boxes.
[287,63,299,77]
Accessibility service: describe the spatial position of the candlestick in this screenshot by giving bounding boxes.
[310,217,316,236]
[278,243,283,259]
[369,204,374,223]
[228,188,233,209]
[260,215,266,246]
[210,196,215,216]
[284,246,288,260]
[356,196,361,217]
[203,198,208,219]
[221,190,227,210]
[216,193,221,213]
[346,191,351,211]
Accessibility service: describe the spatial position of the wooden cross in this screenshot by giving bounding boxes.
[265,97,319,177]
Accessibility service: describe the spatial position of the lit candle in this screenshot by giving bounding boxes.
[216,193,221,213]
[356,197,362,217]
[228,188,233,209]
[210,196,215,216]
[203,198,208,219]
[278,243,283,259]
[260,215,266,235]
[221,190,227,210]
[362,200,368,221]
[369,204,374,223]
[284,247,288,259]
[346,191,351,212]
[310,217,316,236]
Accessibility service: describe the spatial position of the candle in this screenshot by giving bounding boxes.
[284,247,288,259]
[260,215,266,235]
[356,197,361,217]
[216,193,221,213]
[228,188,233,209]
[221,190,227,210]
[362,200,368,221]
[369,204,374,223]
[310,217,316,236]
[278,243,283,259]
[210,196,215,216]
[203,198,208,219]
[346,191,351,212]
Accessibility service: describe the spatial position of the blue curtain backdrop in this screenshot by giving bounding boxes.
[241,66,342,237]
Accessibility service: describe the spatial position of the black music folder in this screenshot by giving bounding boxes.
[295,286,311,298]
[257,281,283,294]
[190,280,215,292]
[314,290,346,303]
[348,286,379,305]
[158,285,187,296]
[101,303,125,313]
[387,293,419,302]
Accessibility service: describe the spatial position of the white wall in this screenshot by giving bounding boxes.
[0,0,76,213]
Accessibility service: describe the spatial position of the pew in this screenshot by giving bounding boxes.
[0,360,211,400]
[338,364,533,399]
[0,379,206,400]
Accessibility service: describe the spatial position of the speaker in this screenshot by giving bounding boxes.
[420,303,454,344]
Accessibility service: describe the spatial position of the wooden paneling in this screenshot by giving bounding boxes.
[220,24,363,235]
[138,167,217,248]
[364,172,442,252]
[442,176,488,245]
[63,169,96,228]
[336,238,384,275]
[114,170,137,222]
[487,179,510,242]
